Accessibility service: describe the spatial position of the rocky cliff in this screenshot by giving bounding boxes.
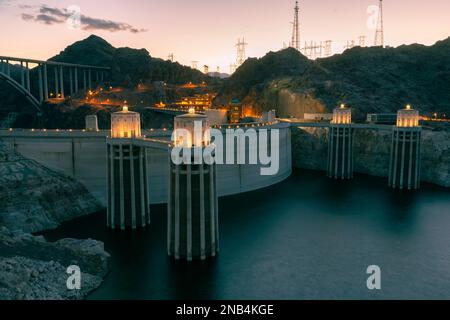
[0,141,110,300]
[0,140,102,233]
[291,126,450,188]
[0,227,109,300]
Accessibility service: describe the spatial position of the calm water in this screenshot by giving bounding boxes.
[43,170,450,299]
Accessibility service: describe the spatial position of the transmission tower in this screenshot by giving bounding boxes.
[168,53,174,62]
[358,36,366,47]
[235,37,248,67]
[290,1,300,51]
[323,40,332,57]
[374,0,384,47]
[344,40,355,50]
[302,41,322,60]
[229,64,236,74]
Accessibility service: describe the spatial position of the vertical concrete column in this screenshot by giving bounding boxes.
[69,68,73,95]
[168,149,219,261]
[186,164,192,261]
[327,125,354,179]
[144,148,150,224]
[26,62,31,92]
[119,144,125,230]
[130,144,137,229]
[139,147,146,227]
[74,68,78,93]
[388,127,421,190]
[106,140,149,230]
[59,66,64,98]
[88,69,92,90]
[20,62,25,86]
[174,163,180,260]
[6,60,10,77]
[43,64,48,100]
[83,69,87,92]
[167,153,172,255]
[54,66,59,96]
[38,64,43,103]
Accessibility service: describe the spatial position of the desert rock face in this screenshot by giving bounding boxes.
[0,140,103,233]
[0,227,110,300]
[0,141,110,300]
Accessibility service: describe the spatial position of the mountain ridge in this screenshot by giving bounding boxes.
[215,37,450,119]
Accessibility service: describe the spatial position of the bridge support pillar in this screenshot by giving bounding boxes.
[38,64,43,103]
[43,64,48,101]
[59,66,64,99]
[54,67,59,97]
[20,62,25,87]
[88,69,92,90]
[25,62,30,92]
[69,68,74,95]
[74,68,79,93]
[83,70,87,92]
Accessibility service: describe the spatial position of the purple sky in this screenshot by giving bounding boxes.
[1,0,449,72]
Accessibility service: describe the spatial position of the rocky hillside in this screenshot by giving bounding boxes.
[0,140,102,233]
[0,227,109,300]
[215,38,450,120]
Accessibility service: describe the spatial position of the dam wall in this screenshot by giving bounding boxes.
[291,124,450,188]
[0,123,292,205]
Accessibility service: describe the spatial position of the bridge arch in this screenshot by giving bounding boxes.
[0,56,111,118]
[0,71,41,111]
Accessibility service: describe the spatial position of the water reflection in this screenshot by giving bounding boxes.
[43,169,450,299]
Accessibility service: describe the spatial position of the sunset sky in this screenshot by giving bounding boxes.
[1,0,449,73]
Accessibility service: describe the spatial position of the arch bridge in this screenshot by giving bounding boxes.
[0,56,110,111]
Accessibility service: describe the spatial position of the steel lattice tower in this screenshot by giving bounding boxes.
[374,0,384,47]
[235,38,248,68]
[290,1,300,51]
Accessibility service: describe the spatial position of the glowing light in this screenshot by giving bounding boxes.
[188,107,196,114]
[397,105,419,127]
[332,104,352,124]
[111,106,141,138]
